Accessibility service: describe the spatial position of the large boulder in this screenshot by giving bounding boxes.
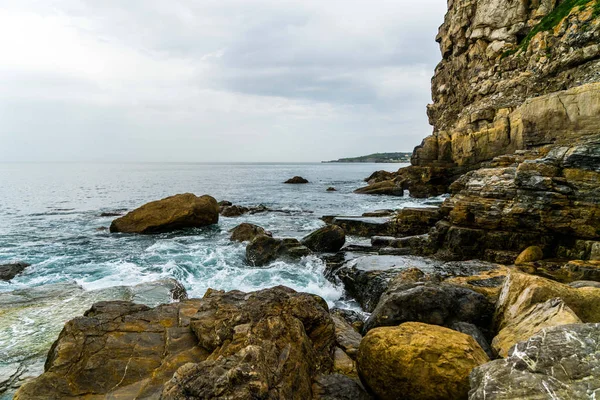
[163,286,336,399]
[470,323,600,400]
[302,225,346,252]
[229,223,272,242]
[14,299,207,399]
[0,262,29,281]
[358,322,489,400]
[110,193,219,234]
[492,298,581,358]
[364,281,493,333]
[246,235,311,266]
[15,286,337,400]
[495,271,600,331]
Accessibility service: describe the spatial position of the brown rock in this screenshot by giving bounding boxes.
[284,176,309,184]
[109,193,219,234]
[357,322,489,400]
[302,225,346,252]
[229,223,272,242]
[515,246,544,265]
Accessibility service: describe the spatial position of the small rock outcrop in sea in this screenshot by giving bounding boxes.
[284,176,309,184]
[246,235,311,266]
[16,286,337,399]
[358,322,489,400]
[469,323,600,400]
[0,262,30,281]
[229,222,272,242]
[220,203,269,217]
[354,178,404,196]
[326,187,337,192]
[109,193,219,234]
[302,225,346,252]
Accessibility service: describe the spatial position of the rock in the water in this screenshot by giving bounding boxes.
[327,216,393,237]
[364,281,493,333]
[246,235,311,266]
[302,225,346,252]
[514,245,544,265]
[220,204,269,217]
[284,176,309,184]
[492,298,581,358]
[326,187,337,192]
[469,323,600,400]
[229,223,272,242]
[354,179,404,196]
[163,286,335,399]
[312,374,373,400]
[109,193,219,234]
[495,271,600,331]
[0,262,30,281]
[358,322,489,400]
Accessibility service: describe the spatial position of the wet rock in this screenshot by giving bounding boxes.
[327,216,393,237]
[495,271,600,331]
[217,200,233,207]
[470,323,600,400]
[0,262,30,281]
[330,308,366,333]
[354,179,404,196]
[302,225,346,252]
[364,281,493,333]
[362,209,395,217]
[514,245,544,265]
[163,286,335,399]
[326,187,337,192]
[358,322,489,400]
[492,298,581,358]
[99,211,125,217]
[220,204,269,217]
[110,193,219,234]
[246,235,311,267]
[312,374,373,400]
[229,223,272,242]
[7,279,191,398]
[284,176,309,184]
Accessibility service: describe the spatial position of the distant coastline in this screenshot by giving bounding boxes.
[322,152,412,163]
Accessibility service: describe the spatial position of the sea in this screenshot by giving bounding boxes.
[0,162,443,394]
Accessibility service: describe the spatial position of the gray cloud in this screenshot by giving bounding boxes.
[0,0,447,162]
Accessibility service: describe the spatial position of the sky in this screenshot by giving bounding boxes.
[0,0,447,162]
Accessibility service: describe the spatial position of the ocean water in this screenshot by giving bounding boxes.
[0,162,443,301]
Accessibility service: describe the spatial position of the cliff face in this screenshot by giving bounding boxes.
[403,0,600,195]
[419,0,600,169]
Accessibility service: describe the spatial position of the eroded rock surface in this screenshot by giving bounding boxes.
[470,323,600,400]
[302,225,346,253]
[246,235,311,266]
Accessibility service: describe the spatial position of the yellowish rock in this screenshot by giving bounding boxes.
[515,246,544,265]
[492,298,581,357]
[333,347,357,378]
[357,322,489,400]
[495,271,600,330]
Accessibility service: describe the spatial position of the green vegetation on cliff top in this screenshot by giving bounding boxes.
[503,0,597,57]
[323,152,412,163]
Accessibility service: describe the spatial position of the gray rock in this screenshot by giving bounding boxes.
[246,235,311,266]
[302,225,346,252]
[469,323,600,400]
[0,262,30,281]
[312,374,373,400]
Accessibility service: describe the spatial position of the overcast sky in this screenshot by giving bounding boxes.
[0,0,447,162]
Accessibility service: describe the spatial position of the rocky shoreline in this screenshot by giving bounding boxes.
[4,0,600,398]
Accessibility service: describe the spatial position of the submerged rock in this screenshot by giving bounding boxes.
[284,176,309,184]
[470,323,600,400]
[0,262,30,281]
[229,223,272,242]
[110,193,219,234]
[246,235,311,266]
[358,322,489,400]
[302,225,346,252]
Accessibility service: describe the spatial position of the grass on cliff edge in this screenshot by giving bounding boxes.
[503,0,598,58]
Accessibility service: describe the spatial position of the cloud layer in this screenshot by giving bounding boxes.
[0,0,447,162]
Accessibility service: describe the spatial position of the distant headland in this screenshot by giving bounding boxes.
[322,152,411,163]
